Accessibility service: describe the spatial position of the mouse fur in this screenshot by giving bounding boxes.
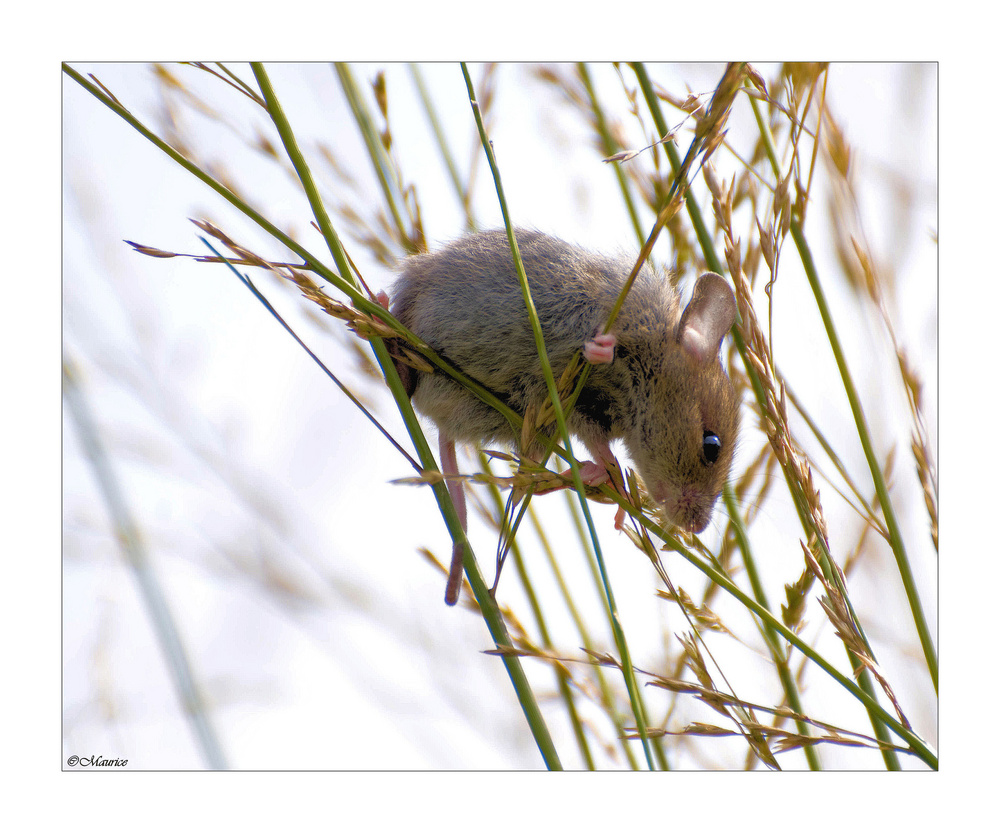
[386,229,740,601]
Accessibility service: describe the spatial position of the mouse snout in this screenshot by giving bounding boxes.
[650,481,718,534]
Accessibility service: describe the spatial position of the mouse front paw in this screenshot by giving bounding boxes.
[560,459,629,529]
[583,333,617,364]
[575,459,611,486]
[546,459,609,491]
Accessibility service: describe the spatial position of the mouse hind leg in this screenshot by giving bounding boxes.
[375,291,468,604]
[438,434,468,605]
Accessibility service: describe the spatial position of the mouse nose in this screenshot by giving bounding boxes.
[676,490,715,533]
[652,481,715,533]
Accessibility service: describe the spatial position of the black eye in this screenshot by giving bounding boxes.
[702,431,722,464]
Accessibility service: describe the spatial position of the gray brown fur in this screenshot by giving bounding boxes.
[390,229,740,533]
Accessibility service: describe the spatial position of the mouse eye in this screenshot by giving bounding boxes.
[702,431,722,464]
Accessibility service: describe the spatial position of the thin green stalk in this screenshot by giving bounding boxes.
[724,487,822,770]
[630,63,909,767]
[251,61,562,769]
[785,385,886,532]
[577,63,645,247]
[251,65,357,292]
[67,62,522,492]
[63,66,525,437]
[478,454,596,769]
[536,499,643,769]
[744,81,880,627]
[744,82,930,765]
[791,223,937,692]
[200,237,418,473]
[581,64,804,768]
[461,62,656,770]
[409,63,476,230]
[542,65,763,493]
[522,65,753,538]
[630,64,724,276]
[562,494,670,770]
[64,359,228,770]
[635,508,935,769]
[62,67,357,302]
[333,63,413,247]
[627,61,813,758]
[66,61,561,771]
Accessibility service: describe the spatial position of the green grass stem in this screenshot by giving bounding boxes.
[252,62,562,769]
[462,62,656,769]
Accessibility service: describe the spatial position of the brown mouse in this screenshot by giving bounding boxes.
[382,229,740,604]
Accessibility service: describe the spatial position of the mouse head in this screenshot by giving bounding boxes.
[628,272,741,533]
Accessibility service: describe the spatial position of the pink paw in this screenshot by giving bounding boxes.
[376,290,390,310]
[556,460,609,488]
[583,333,616,364]
[560,460,629,529]
[575,460,611,486]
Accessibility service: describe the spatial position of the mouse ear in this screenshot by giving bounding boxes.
[677,272,737,363]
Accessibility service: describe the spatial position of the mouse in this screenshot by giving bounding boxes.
[380,228,741,605]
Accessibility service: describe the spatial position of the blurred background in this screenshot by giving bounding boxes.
[62,63,937,770]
